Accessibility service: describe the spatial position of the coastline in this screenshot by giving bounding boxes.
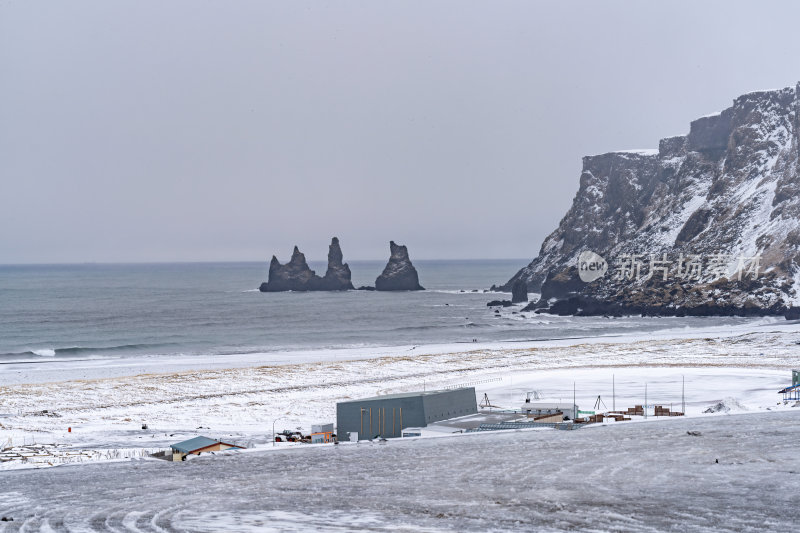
[1,319,798,453]
[0,316,792,385]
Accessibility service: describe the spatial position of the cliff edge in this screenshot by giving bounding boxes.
[498,83,800,316]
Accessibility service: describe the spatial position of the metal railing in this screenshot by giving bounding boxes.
[466,421,581,432]
[441,377,503,390]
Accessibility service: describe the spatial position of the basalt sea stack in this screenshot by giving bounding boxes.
[259,237,354,292]
[375,241,424,291]
[497,83,800,317]
[511,279,528,303]
[319,237,355,290]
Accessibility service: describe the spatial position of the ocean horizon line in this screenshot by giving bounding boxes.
[0,257,531,268]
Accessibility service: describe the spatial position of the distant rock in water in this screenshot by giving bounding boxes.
[375,241,424,291]
[319,237,355,290]
[259,246,317,292]
[511,280,528,303]
[259,237,354,292]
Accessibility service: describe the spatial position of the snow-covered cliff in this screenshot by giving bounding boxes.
[500,83,800,316]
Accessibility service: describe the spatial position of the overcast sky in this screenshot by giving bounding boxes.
[2,1,799,264]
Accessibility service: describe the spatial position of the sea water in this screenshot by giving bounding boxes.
[0,260,768,363]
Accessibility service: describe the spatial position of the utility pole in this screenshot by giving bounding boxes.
[682,375,685,414]
[613,374,616,412]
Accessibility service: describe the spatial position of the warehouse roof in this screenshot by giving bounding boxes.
[337,388,468,404]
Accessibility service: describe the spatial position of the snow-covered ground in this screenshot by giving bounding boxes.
[1,411,799,532]
[479,366,790,417]
[1,321,799,530]
[0,321,798,454]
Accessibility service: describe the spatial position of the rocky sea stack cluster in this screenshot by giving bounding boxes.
[374,241,424,291]
[259,239,424,292]
[497,83,800,317]
[259,237,354,292]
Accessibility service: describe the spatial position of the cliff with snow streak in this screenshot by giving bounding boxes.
[500,83,800,316]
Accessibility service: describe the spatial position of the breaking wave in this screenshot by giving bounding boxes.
[390,324,448,332]
[2,343,171,359]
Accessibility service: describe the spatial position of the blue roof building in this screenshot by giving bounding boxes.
[169,436,243,461]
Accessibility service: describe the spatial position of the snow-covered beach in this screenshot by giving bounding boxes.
[1,320,798,452]
[2,313,800,531]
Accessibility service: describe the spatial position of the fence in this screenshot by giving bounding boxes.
[0,445,167,468]
[466,421,581,432]
[415,376,503,392]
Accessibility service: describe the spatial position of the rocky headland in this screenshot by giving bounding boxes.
[497,83,800,317]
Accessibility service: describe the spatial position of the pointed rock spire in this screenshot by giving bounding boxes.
[321,237,354,290]
[375,241,424,291]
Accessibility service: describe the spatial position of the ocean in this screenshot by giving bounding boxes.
[0,260,771,363]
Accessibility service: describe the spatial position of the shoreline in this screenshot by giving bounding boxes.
[0,323,797,455]
[1,316,793,386]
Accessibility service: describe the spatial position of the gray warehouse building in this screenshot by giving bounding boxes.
[336,388,477,440]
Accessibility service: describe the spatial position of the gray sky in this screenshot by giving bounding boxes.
[2,1,799,264]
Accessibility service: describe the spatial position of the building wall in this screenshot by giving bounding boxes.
[337,396,424,440]
[336,388,476,440]
[532,413,564,423]
[421,388,478,424]
[311,432,333,444]
[521,403,578,420]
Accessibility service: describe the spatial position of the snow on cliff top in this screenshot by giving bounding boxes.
[740,86,794,96]
[613,148,659,155]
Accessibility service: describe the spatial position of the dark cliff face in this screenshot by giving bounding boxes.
[501,150,662,292]
[375,241,424,291]
[511,279,528,303]
[503,83,800,316]
[260,238,354,292]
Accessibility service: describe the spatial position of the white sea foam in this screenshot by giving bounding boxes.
[32,348,56,357]
[425,289,498,295]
